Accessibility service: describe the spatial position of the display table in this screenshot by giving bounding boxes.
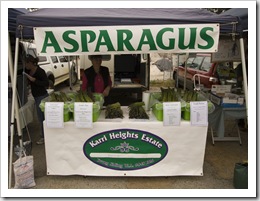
[44,107,208,177]
[18,95,35,129]
[18,89,54,129]
[8,92,35,135]
[208,104,247,145]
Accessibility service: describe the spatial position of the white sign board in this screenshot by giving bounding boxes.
[45,102,64,128]
[190,101,208,126]
[34,24,220,56]
[44,120,208,176]
[163,102,181,126]
[74,102,93,128]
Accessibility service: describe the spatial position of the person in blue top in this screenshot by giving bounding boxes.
[24,55,49,145]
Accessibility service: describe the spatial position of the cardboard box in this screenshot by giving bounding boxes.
[210,92,244,107]
[210,85,231,105]
[211,85,232,94]
[210,93,222,105]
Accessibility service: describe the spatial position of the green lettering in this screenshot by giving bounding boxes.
[41,31,62,53]
[137,29,157,51]
[81,30,96,52]
[63,30,79,52]
[156,28,175,50]
[95,30,115,52]
[117,30,134,51]
[178,28,196,50]
[198,27,214,49]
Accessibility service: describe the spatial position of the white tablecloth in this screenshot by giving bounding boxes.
[44,107,208,177]
[208,104,246,138]
[18,96,35,129]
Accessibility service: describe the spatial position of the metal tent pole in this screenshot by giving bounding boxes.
[170,53,173,80]
[239,37,248,117]
[176,54,179,88]
[183,53,189,90]
[68,56,72,90]
[8,34,23,188]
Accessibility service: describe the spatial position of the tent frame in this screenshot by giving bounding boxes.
[8,34,24,188]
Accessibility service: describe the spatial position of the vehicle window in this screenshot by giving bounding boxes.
[58,56,67,62]
[38,56,47,62]
[191,56,203,69]
[186,57,195,67]
[51,56,58,63]
[200,57,212,72]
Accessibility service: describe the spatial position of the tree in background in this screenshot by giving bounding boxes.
[26,8,38,12]
[205,8,230,14]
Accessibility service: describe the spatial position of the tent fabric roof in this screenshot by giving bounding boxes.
[16,8,242,38]
[8,8,28,32]
[220,8,248,31]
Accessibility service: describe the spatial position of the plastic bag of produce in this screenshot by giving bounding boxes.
[13,152,36,189]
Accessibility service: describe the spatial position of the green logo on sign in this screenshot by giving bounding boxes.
[83,129,168,170]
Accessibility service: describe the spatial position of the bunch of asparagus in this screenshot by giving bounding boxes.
[105,102,124,119]
[128,102,149,119]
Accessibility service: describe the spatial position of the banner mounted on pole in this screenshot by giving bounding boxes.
[34,24,220,56]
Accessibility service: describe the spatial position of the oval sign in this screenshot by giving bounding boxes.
[83,129,168,171]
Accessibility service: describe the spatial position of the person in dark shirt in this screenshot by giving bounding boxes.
[24,55,49,145]
[236,59,248,88]
[235,59,248,131]
[81,55,112,104]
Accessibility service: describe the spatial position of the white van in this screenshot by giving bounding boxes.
[19,41,78,87]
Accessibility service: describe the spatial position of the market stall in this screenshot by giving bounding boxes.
[10,8,246,181]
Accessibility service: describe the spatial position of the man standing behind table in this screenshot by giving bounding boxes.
[81,55,112,105]
[24,54,49,145]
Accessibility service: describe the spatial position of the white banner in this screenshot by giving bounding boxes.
[44,108,208,176]
[34,24,219,56]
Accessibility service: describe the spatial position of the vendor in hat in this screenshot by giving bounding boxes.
[81,55,112,104]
